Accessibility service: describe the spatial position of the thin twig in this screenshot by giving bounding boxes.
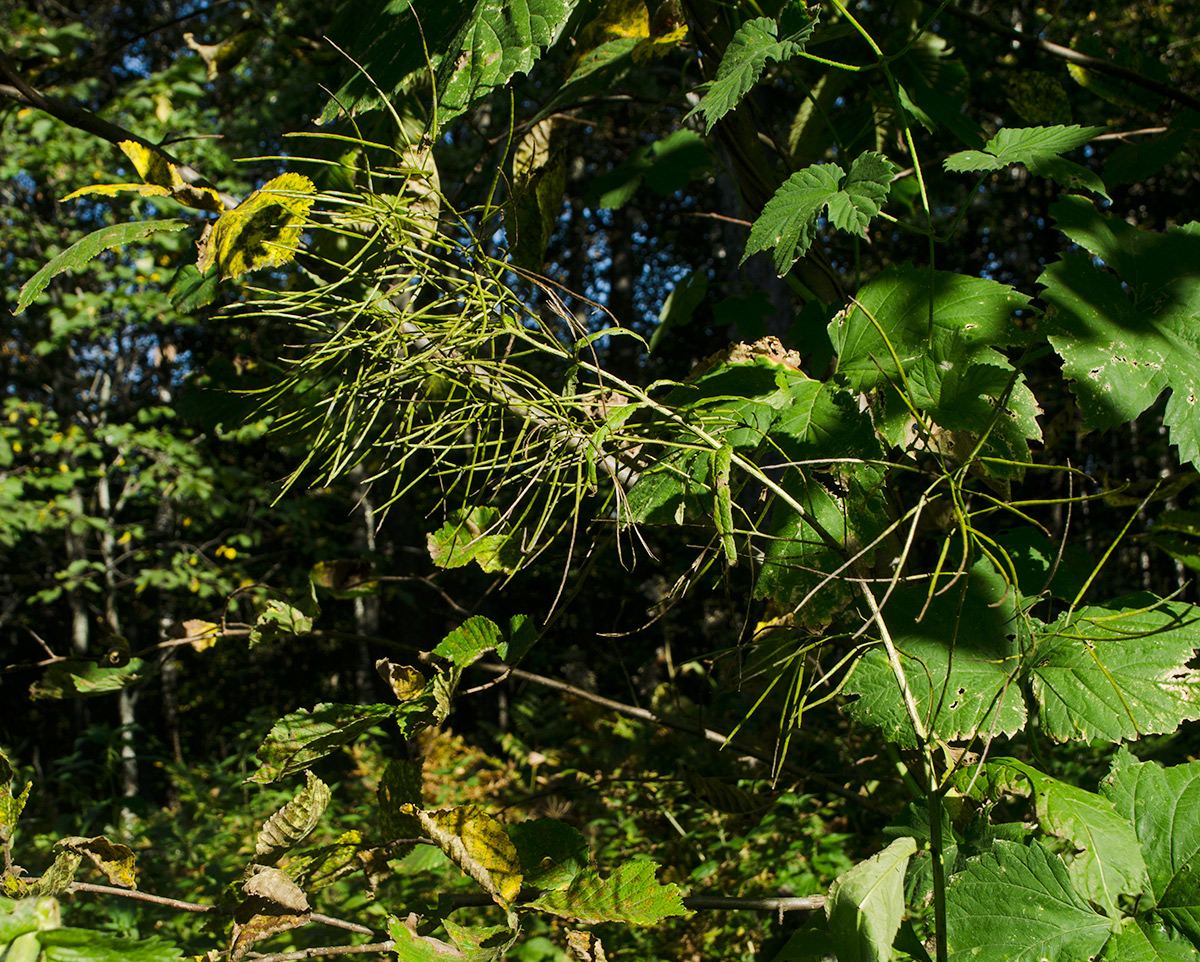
[68,882,376,935]
[249,942,395,962]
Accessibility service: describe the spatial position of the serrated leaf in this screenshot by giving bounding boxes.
[508,818,590,891]
[844,558,1027,747]
[744,152,897,275]
[1102,917,1200,961]
[528,859,689,924]
[37,928,182,962]
[250,703,396,784]
[427,507,522,573]
[248,600,313,648]
[56,837,137,889]
[31,851,82,897]
[1028,595,1200,743]
[825,836,916,962]
[62,141,224,211]
[830,265,1033,394]
[0,749,31,846]
[255,771,330,862]
[945,840,1110,961]
[1102,750,1200,944]
[409,805,523,910]
[1039,195,1200,468]
[388,915,505,962]
[434,616,503,667]
[945,124,1108,198]
[435,0,577,130]
[691,5,818,129]
[970,759,1147,917]
[196,173,315,280]
[15,220,187,314]
[29,659,146,700]
[230,872,310,962]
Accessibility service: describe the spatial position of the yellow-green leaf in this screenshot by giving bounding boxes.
[408,805,523,908]
[63,141,224,212]
[197,173,316,280]
[57,836,137,889]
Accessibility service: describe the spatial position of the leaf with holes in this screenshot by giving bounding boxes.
[1027,594,1200,743]
[945,840,1110,961]
[1039,195,1200,468]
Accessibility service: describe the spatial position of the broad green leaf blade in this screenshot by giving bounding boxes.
[436,0,577,129]
[249,599,314,647]
[433,616,503,667]
[528,859,689,924]
[250,703,396,784]
[844,559,1027,747]
[945,840,1110,961]
[970,759,1147,917]
[28,659,147,700]
[0,896,57,944]
[37,929,182,962]
[945,124,1108,198]
[692,5,818,129]
[1102,917,1200,961]
[830,265,1033,394]
[427,507,522,573]
[388,916,514,962]
[1102,750,1200,943]
[1028,595,1200,743]
[508,818,590,891]
[1039,196,1200,467]
[825,836,916,962]
[15,221,186,314]
[379,759,423,850]
[255,770,331,861]
[411,805,523,909]
[196,173,315,280]
[745,153,897,275]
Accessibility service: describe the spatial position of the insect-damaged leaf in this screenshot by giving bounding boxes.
[197,173,315,280]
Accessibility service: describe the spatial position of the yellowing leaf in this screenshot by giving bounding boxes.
[58,836,138,889]
[181,618,221,652]
[197,173,316,280]
[376,660,426,701]
[408,804,523,909]
[63,141,224,212]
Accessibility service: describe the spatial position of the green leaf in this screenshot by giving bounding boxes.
[649,269,707,352]
[1102,750,1200,944]
[37,929,182,962]
[825,836,916,962]
[844,558,1027,746]
[969,758,1148,917]
[1102,917,1200,961]
[250,703,397,784]
[1039,195,1200,467]
[379,759,423,851]
[945,124,1108,198]
[249,600,314,648]
[255,770,331,862]
[744,152,897,275]
[1104,116,1197,185]
[15,221,186,314]
[691,4,818,129]
[436,0,577,129]
[0,897,57,944]
[528,858,689,924]
[0,749,31,846]
[945,840,1110,961]
[830,265,1033,394]
[427,507,522,573]
[28,659,147,700]
[508,818,590,891]
[1028,595,1200,743]
[434,616,503,667]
